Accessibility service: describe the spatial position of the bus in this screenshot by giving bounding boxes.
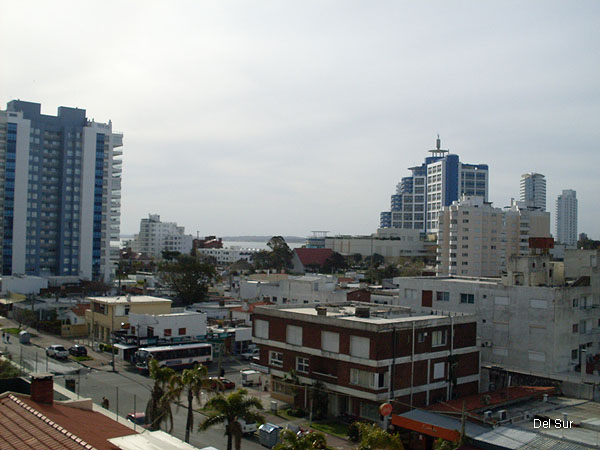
[135,342,213,373]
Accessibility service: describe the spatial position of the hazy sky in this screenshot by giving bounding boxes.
[2,1,599,238]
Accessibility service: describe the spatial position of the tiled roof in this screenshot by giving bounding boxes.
[294,248,334,266]
[0,394,95,450]
[427,386,556,414]
[70,304,90,317]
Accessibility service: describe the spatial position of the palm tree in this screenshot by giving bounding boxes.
[199,389,264,450]
[273,429,330,450]
[145,359,176,431]
[169,364,213,443]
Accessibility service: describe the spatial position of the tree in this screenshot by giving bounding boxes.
[160,254,216,305]
[274,429,330,450]
[251,250,272,270]
[364,253,384,268]
[322,252,347,274]
[0,358,20,379]
[146,359,176,431]
[161,250,181,261]
[267,236,294,272]
[356,422,404,450]
[169,364,213,443]
[310,380,328,421]
[199,389,264,450]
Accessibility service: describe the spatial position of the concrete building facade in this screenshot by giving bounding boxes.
[252,303,480,420]
[0,100,122,282]
[436,196,504,277]
[131,214,193,258]
[196,246,257,265]
[504,199,551,262]
[239,274,345,305]
[556,189,578,248]
[393,253,600,396]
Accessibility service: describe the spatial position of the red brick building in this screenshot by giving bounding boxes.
[252,303,479,421]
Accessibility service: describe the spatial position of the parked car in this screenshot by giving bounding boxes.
[46,345,69,359]
[126,412,150,428]
[69,345,87,357]
[240,348,259,360]
[208,377,235,390]
[238,418,257,436]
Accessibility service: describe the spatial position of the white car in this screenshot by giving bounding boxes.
[46,345,69,359]
[237,418,257,436]
[240,348,259,360]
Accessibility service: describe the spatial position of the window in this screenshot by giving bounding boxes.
[432,330,447,347]
[571,349,578,360]
[405,289,417,300]
[460,293,475,304]
[321,331,339,353]
[269,351,283,368]
[436,292,449,302]
[164,328,172,337]
[350,369,387,389]
[255,319,269,339]
[572,324,578,334]
[179,328,186,336]
[417,332,425,343]
[286,325,302,346]
[296,357,309,373]
[433,362,445,379]
[573,298,579,308]
[349,335,370,358]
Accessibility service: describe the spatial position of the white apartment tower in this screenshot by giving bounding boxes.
[504,199,551,261]
[520,172,546,211]
[132,214,193,258]
[0,101,122,282]
[436,196,504,277]
[556,189,578,248]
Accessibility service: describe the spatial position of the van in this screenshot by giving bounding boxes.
[240,369,261,386]
[237,418,257,435]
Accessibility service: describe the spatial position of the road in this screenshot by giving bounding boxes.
[1,339,274,449]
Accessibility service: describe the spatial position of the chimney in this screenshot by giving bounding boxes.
[31,373,54,404]
[316,306,327,316]
[355,306,370,318]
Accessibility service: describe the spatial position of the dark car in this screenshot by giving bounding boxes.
[208,377,235,390]
[126,412,149,428]
[69,345,87,357]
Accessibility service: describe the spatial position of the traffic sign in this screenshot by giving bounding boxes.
[379,402,393,416]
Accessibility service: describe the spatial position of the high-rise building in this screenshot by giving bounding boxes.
[556,189,578,247]
[504,199,551,260]
[131,214,193,258]
[436,196,503,277]
[0,100,122,281]
[520,172,546,211]
[380,136,489,235]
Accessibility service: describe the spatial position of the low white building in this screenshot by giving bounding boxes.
[325,228,428,261]
[128,311,207,342]
[0,275,48,296]
[196,246,258,265]
[392,252,600,399]
[239,274,346,304]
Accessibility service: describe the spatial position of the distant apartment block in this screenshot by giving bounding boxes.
[520,172,546,211]
[380,136,488,235]
[556,189,578,248]
[197,246,257,265]
[436,196,503,277]
[131,214,193,258]
[504,199,551,261]
[0,100,122,282]
[252,303,479,420]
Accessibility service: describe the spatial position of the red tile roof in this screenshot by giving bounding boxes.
[427,386,556,414]
[0,394,138,450]
[70,304,90,317]
[0,394,95,449]
[294,248,334,267]
[231,301,273,313]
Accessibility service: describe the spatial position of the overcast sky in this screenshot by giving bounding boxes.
[2,1,599,239]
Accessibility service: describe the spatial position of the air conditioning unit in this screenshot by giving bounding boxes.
[481,341,492,347]
[497,410,507,421]
[483,411,493,420]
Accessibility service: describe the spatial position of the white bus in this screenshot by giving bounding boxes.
[135,342,213,373]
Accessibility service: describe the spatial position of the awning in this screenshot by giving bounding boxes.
[0,297,26,305]
[114,343,138,350]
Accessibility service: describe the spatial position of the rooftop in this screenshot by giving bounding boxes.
[86,295,171,305]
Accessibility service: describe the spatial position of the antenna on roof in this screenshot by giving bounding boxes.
[429,134,449,157]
